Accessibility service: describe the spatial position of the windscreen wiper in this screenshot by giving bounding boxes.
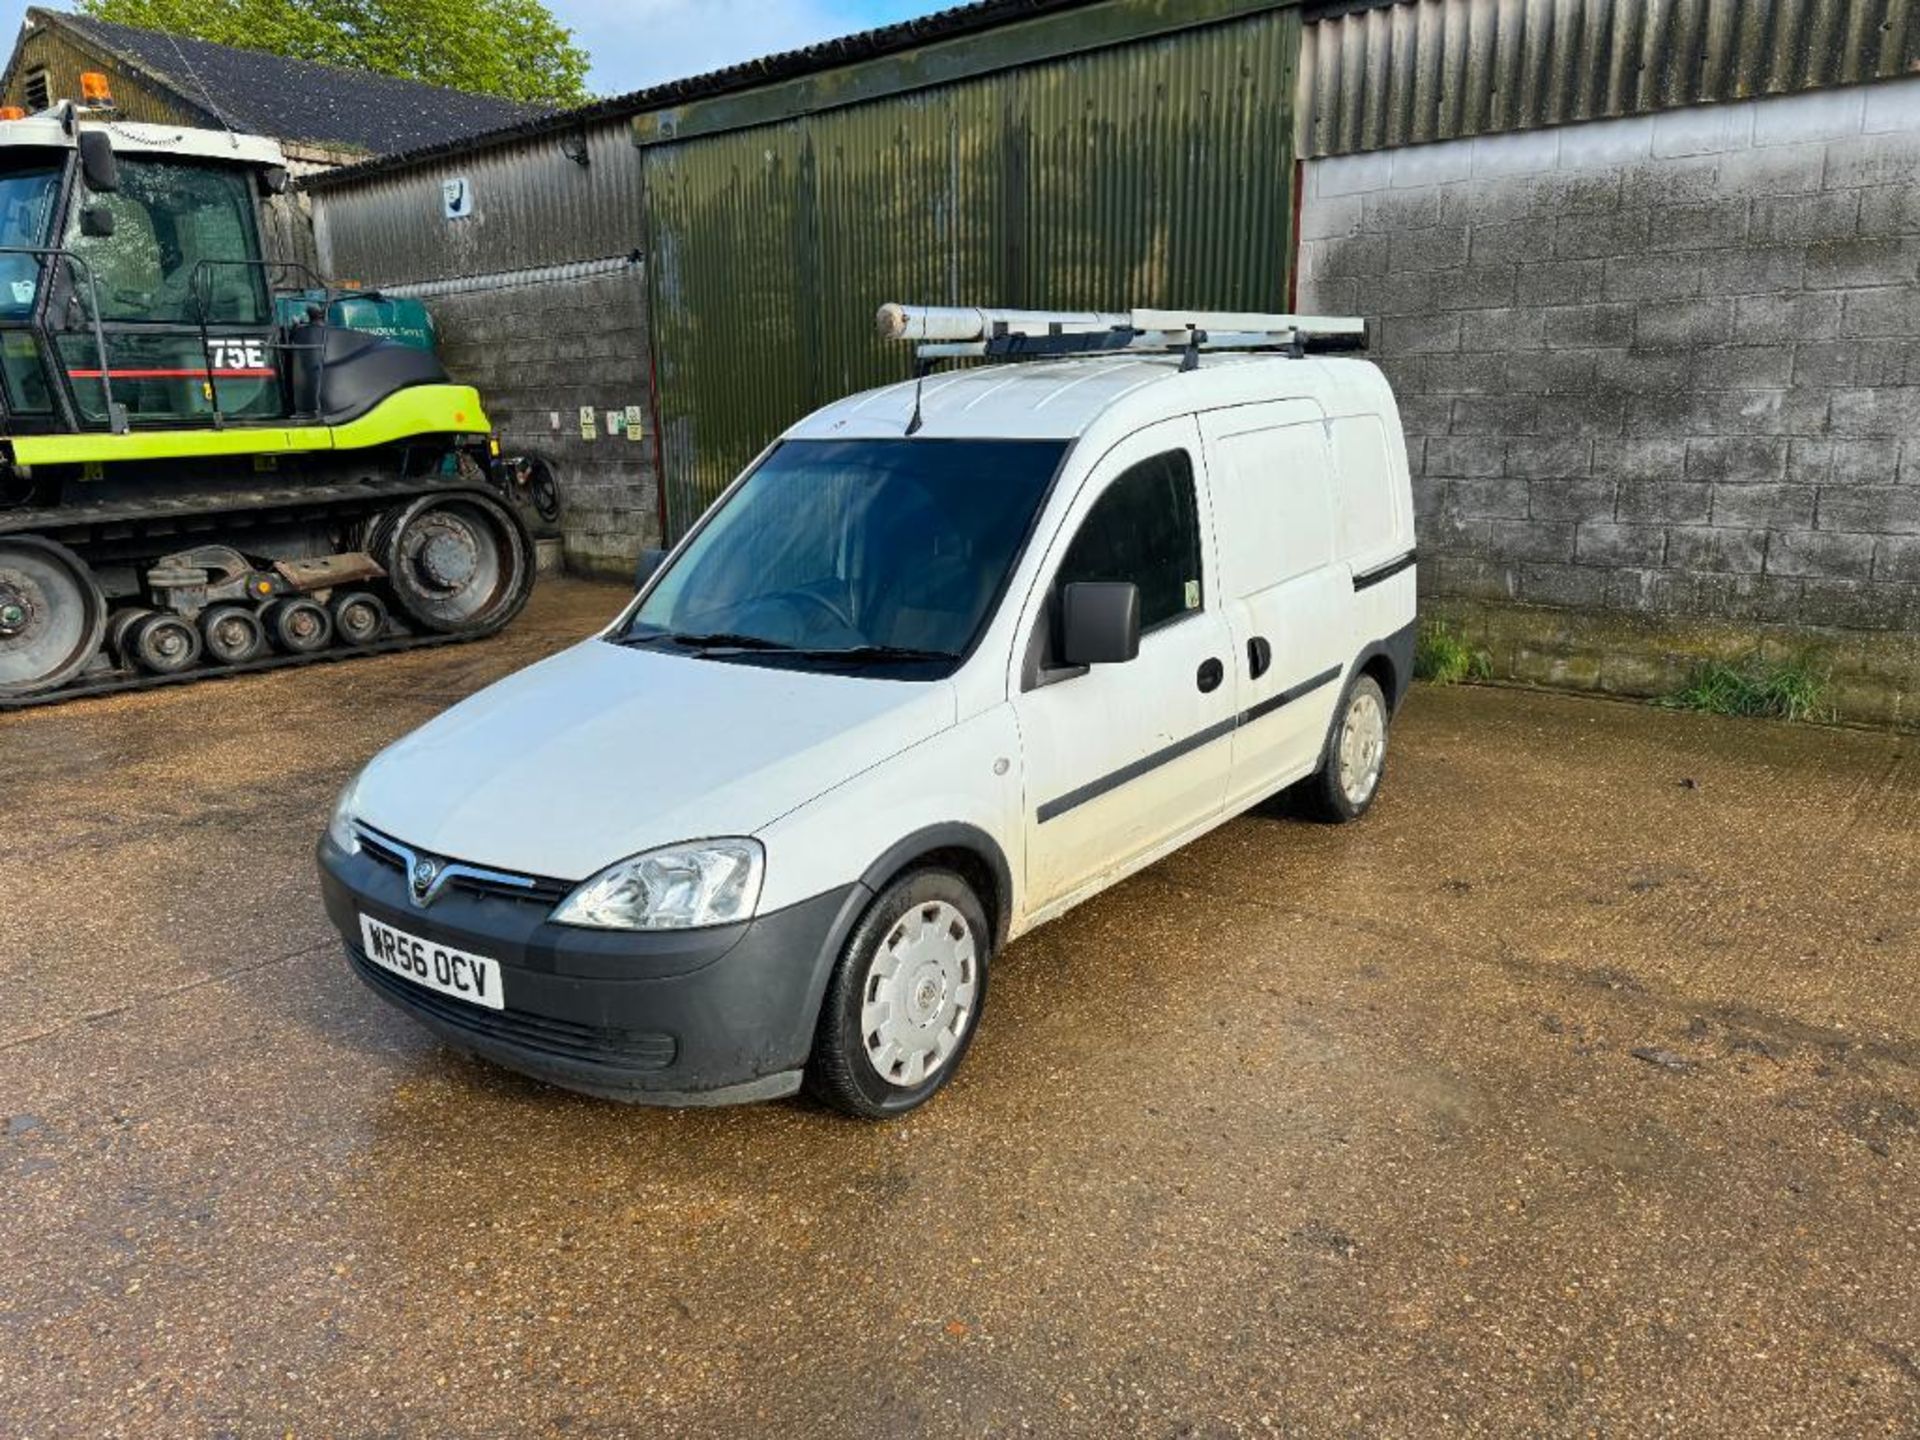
[785,644,959,663]
[610,629,795,652]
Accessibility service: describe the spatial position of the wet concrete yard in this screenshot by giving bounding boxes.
[2,579,1917,1437]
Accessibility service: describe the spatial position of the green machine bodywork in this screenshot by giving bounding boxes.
[0,101,534,704]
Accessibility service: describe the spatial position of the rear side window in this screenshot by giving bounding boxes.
[1207,422,1334,598]
[1056,450,1203,633]
[1328,415,1400,560]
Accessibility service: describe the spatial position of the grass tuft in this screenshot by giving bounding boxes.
[1414,621,1493,686]
[1657,651,1833,724]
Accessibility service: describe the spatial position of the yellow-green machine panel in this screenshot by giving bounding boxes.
[637,0,1303,537]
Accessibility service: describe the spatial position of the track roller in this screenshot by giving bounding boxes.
[265,597,334,654]
[130,613,202,675]
[200,605,268,666]
[0,537,108,697]
[329,591,391,647]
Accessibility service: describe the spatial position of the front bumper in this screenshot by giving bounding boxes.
[317,837,867,1105]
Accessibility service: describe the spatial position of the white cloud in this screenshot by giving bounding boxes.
[552,0,901,97]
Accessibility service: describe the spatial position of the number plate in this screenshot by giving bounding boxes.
[359,914,504,1011]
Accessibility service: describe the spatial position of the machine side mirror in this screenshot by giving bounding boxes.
[79,203,115,238]
[634,547,669,591]
[77,130,117,192]
[1058,581,1140,666]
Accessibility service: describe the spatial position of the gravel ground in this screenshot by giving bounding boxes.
[2,578,1916,1438]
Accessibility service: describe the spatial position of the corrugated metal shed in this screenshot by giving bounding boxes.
[310,118,642,284]
[644,5,1302,534]
[1300,0,1920,156]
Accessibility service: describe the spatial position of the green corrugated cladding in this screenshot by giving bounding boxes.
[640,4,1303,538]
[1300,0,1920,157]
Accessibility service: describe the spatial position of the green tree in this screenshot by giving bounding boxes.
[80,0,591,107]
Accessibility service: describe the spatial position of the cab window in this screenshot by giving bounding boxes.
[65,159,266,325]
[1056,450,1203,633]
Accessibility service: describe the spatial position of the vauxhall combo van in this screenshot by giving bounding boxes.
[318,305,1417,1118]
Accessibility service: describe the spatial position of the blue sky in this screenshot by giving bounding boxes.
[556,0,948,96]
[0,1,952,99]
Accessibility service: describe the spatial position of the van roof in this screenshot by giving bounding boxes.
[784,353,1389,444]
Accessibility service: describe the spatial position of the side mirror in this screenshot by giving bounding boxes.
[77,130,117,192]
[1059,581,1140,666]
[634,547,668,591]
[79,203,114,238]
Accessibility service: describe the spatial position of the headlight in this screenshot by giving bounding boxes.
[326,771,363,855]
[552,839,765,931]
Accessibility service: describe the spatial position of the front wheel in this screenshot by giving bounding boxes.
[1295,673,1391,823]
[806,868,990,1119]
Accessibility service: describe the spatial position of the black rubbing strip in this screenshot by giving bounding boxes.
[1036,715,1238,824]
[1034,664,1348,824]
[1352,550,1417,591]
[1237,664,1343,728]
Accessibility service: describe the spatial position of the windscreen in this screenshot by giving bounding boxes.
[624,438,1067,670]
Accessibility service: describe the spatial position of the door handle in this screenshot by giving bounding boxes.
[1247,636,1272,680]
[1196,657,1224,693]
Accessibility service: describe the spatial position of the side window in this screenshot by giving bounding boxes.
[1056,449,1203,634]
[1328,416,1398,560]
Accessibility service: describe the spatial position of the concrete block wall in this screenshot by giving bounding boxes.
[421,265,659,580]
[1298,79,1920,717]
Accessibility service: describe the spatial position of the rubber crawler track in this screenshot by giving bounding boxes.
[1,480,536,710]
[0,625,506,712]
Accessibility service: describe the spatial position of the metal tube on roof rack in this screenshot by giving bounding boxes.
[877,304,1128,342]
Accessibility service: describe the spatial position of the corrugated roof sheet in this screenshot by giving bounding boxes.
[303,0,1116,189]
[31,8,547,155]
[1299,0,1920,156]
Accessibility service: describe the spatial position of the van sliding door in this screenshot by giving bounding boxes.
[1198,406,1351,810]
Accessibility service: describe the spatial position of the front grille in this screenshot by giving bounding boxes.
[350,946,678,1071]
[357,826,571,906]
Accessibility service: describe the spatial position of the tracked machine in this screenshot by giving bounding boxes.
[0,76,534,706]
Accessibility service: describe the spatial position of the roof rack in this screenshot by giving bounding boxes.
[875,304,1369,369]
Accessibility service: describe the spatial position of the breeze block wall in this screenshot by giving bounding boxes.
[415,263,660,581]
[1298,79,1920,724]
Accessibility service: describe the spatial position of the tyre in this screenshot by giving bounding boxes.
[130,612,202,675]
[0,536,107,696]
[1295,672,1391,823]
[199,604,267,666]
[806,867,990,1119]
[265,597,333,654]
[330,591,390,647]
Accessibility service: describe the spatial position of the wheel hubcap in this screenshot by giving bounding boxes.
[861,900,978,1088]
[1337,689,1387,806]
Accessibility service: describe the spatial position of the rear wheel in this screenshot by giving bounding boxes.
[1296,673,1390,823]
[200,605,267,666]
[375,493,531,636]
[806,868,989,1119]
[0,537,106,697]
[265,597,333,654]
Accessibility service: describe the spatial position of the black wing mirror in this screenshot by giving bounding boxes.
[77,130,118,192]
[1059,581,1140,666]
[79,203,115,238]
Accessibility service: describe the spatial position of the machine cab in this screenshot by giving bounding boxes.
[0,81,442,437]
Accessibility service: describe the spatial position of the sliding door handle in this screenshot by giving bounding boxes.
[1247,636,1272,679]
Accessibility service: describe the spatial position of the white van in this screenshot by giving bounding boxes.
[318,306,1417,1118]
